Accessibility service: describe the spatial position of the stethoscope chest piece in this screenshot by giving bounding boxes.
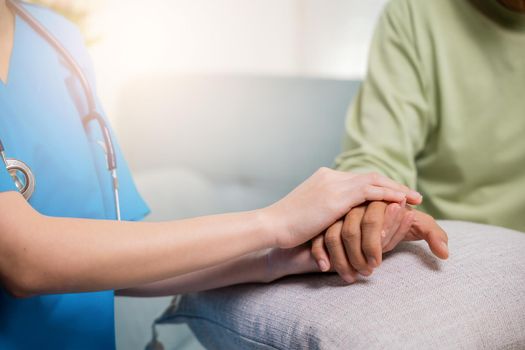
[5,158,35,200]
[2,0,121,219]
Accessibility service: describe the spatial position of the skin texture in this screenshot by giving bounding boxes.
[119,245,319,297]
[0,168,421,298]
[311,201,449,283]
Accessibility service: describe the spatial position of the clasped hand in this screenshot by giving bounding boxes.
[311,201,449,283]
[262,168,448,284]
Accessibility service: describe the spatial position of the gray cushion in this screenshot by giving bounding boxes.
[158,221,525,349]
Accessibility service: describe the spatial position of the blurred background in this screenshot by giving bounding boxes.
[31,0,388,123]
[91,0,388,122]
[30,1,388,349]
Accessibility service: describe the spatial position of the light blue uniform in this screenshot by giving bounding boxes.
[0,4,149,349]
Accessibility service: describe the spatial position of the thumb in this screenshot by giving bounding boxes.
[409,213,449,260]
[311,234,331,272]
[425,225,449,260]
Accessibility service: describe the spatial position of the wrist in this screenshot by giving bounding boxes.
[262,248,285,283]
[264,246,321,283]
[250,249,276,283]
[253,207,282,249]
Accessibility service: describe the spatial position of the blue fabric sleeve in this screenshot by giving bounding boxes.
[0,166,17,193]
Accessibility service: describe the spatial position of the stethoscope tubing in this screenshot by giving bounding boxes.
[2,0,121,220]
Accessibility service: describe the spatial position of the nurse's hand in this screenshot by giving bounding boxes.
[262,168,422,249]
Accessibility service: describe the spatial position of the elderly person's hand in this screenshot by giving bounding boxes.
[311,202,449,283]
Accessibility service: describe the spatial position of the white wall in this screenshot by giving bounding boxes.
[295,0,388,78]
[87,0,388,118]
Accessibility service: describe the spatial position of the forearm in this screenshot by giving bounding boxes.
[0,168,418,297]
[0,193,274,297]
[117,250,271,297]
[117,245,321,297]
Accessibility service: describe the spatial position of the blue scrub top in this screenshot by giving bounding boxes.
[0,4,149,349]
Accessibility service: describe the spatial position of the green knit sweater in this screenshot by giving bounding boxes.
[336,0,525,231]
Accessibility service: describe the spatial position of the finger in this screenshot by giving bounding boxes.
[363,185,407,203]
[290,244,324,274]
[385,202,405,244]
[382,202,402,244]
[324,221,358,283]
[422,228,449,259]
[341,205,371,276]
[361,201,387,269]
[364,173,422,205]
[384,211,414,252]
[311,234,330,272]
[382,203,395,238]
[407,212,449,260]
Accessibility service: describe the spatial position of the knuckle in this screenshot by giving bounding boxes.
[361,242,379,256]
[362,213,382,227]
[368,172,380,182]
[317,167,334,182]
[363,185,379,197]
[341,227,358,243]
[324,234,341,249]
[317,167,330,176]
[347,207,364,220]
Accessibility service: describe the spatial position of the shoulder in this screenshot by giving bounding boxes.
[20,2,85,52]
[382,0,461,26]
[384,0,454,16]
[377,0,462,47]
[19,2,96,87]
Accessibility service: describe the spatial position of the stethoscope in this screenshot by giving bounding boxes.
[0,0,121,220]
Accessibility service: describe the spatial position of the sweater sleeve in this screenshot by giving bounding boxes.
[335,0,434,189]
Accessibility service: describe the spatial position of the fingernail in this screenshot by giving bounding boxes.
[342,274,356,284]
[440,241,448,252]
[359,269,372,277]
[368,257,378,268]
[410,190,422,198]
[318,260,329,272]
